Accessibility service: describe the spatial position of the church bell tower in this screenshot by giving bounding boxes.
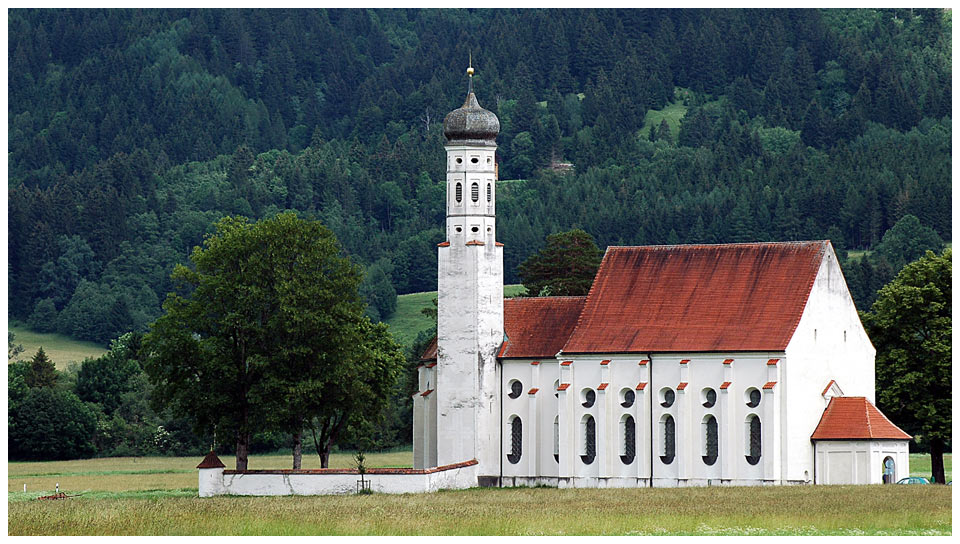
[435,60,504,480]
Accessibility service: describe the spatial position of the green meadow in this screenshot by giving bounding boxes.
[7,452,952,535]
[8,323,109,370]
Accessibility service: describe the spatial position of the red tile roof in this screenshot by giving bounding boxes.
[563,242,828,353]
[598,382,609,390]
[762,381,777,389]
[500,297,587,359]
[557,383,570,391]
[720,381,732,389]
[420,335,438,361]
[677,382,688,390]
[421,389,434,397]
[197,451,225,469]
[636,382,647,390]
[810,397,912,441]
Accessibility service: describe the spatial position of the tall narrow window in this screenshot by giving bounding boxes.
[486,183,492,202]
[581,416,596,465]
[703,415,718,465]
[507,416,522,464]
[471,182,479,202]
[553,416,560,463]
[621,415,636,465]
[455,182,462,203]
[660,414,675,464]
[746,415,761,465]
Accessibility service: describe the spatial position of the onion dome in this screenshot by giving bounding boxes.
[443,63,500,146]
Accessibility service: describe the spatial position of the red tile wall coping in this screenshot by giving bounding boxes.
[495,242,504,247]
[762,381,777,389]
[636,382,648,390]
[600,359,611,365]
[421,389,434,397]
[821,379,838,396]
[560,360,573,366]
[465,240,485,246]
[720,381,732,389]
[638,359,649,365]
[767,358,780,365]
[222,459,479,475]
[677,382,688,390]
[557,383,571,391]
[437,241,450,247]
[597,382,609,390]
[723,359,735,365]
[528,388,539,395]
[530,361,540,365]
[425,362,437,368]
[679,359,690,365]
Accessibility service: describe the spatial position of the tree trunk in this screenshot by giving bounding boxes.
[930,438,946,484]
[292,431,302,470]
[319,447,330,468]
[236,431,250,471]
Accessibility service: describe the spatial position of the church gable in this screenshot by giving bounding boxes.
[563,241,828,354]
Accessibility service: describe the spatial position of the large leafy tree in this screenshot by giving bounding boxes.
[144,212,403,470]
[518,229,603,296]
[863,249,951,484]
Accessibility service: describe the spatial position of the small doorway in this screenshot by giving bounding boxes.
[882,456,896,484]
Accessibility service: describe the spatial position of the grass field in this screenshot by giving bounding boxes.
[641,100,688,143]
[8,323,108,370]
[8,452,951,535]
[384,284,527,347]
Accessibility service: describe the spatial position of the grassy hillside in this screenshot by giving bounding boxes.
[8,323,108,370]
[384,285,527,347]
[641,98,688,143]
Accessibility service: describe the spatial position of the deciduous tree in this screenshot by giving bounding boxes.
[863,249,951,484]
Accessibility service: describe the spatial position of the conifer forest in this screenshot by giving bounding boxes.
[7,8,951,458]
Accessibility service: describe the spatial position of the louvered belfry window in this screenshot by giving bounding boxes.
[486,183,492,202]
[507,417,522,464]
[455,182,462,203]
[703,416,718,466]
[746,415,761,465]
[471,182,479,202]
[581,416,596,465]
[621,416,636,465]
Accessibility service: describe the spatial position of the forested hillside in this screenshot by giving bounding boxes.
[8,8,951,346]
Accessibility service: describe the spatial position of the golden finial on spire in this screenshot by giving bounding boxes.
[467,51,474,77]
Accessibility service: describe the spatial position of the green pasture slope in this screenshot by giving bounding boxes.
[641,99,688,143]
[384,284,527,347]
[7,453,952,535]
[7,323,108,370]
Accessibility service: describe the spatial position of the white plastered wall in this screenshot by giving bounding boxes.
[814,440,909,484]
[784,243,876,483]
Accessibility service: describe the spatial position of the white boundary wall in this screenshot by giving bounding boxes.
[199,460,478,497]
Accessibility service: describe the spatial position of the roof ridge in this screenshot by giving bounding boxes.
[606,240,829,250]
[863,397,874,437]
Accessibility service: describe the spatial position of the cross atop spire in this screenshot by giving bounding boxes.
[467,51,474,95]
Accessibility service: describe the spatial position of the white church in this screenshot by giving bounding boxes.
[197,66,912,496]
[411,65,912,488]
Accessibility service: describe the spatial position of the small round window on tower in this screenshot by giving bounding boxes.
[471,226,479,233]
[471,157,479,164]
[456,157,462,164]
[455,226,462,233]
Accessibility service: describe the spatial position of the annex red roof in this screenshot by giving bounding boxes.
[421,296,586,361]
[500,297,587,358]
[563,242,829,353]
[810,397,912,441]
[197,451,225,469]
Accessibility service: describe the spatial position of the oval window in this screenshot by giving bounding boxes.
[582,388,596,408]
[508,380,523,399]
[621,389,635,408]
[661,388,675,408]
[746,388,761,408]
[703,388,717,408]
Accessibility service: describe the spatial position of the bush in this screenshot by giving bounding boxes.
[9,388,97,460]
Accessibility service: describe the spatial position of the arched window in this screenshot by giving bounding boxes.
[581,415,596,465]
[745,415,761,465]
[621,388,635,408]
[471,182,479,202]
[508,380,522,399]
[660,414,675,464]
[455,182,462,203]
[486,183,492,202]
[582,388,596,408]
[507,416,522,464]
[620,415,636,465]
[882,456,896,484]
[553,416,560,463]
[702,415,718,465]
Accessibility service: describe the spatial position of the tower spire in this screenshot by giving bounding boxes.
[467,51,474,95]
